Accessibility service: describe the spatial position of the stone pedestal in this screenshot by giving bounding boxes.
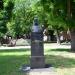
[31,32,45,69]
[31,16,45,69]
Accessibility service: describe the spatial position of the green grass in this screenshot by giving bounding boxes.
[45,48,75,75]
[0,48,75,75]
[0,49,30,75]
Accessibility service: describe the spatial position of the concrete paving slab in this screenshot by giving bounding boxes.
[26,67,58,75]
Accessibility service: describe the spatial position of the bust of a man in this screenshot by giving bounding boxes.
[32,16,41,32]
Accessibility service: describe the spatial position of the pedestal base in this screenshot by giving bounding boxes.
[31,56,45,69]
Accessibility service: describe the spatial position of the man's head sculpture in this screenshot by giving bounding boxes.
[33,16,38,26]
[32,16,41,32]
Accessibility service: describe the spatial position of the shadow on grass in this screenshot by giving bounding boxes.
[45,55,75,68]
[47,48,70,52]
[0,49,30,53]
[61,43,71,45]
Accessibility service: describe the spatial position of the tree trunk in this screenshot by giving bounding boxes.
[70,29,75,51]
[55,30,61,44]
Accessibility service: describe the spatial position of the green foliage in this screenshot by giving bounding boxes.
[32,0,48,27]
[4,0,14,21]
[0,0,3,10]
[1,0,75,38]
[34,0,66,30]
[7,0,35,37]
[0,0,14,37]
[36,0,75,30]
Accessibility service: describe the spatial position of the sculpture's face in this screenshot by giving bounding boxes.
[34,17,38,26]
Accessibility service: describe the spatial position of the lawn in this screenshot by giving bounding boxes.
[0,47,75,75]
[0,49,30,75]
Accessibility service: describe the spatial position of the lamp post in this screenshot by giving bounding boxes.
[31,17,45,69]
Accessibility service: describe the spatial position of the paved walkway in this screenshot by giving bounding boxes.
[27,68,58,75]
[0,46,30,50]
[0,43,71,50]
[44,43,71,49]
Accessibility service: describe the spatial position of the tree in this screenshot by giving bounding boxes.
[35,0,67,44]
[0,0,14,35]
[38,0,75,50]
[7,0,35,38]
[0,0,7,37]
[67,0,75,51]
